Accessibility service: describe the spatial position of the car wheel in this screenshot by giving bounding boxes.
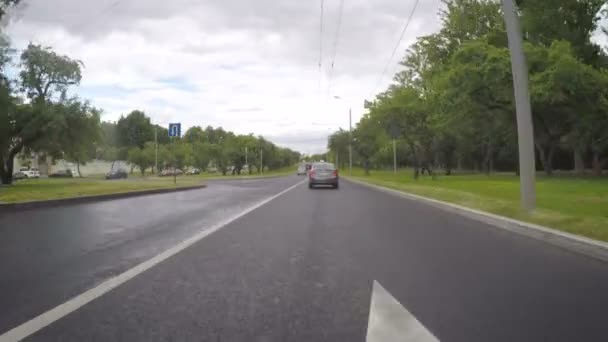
[334,183,339,189]
[309,183,313,189]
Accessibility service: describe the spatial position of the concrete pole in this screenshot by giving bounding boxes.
[393,139,397,174]
[349,108,352,176]
[502,0,536,211]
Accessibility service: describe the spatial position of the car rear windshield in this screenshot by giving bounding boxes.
[313,163,335,170]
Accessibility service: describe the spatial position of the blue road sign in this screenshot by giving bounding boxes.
[168,123,181,137]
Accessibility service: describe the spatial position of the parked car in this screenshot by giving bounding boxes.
[49,169,74,178]
[105,169,128,180]
[208,167,218,173]
[186,168,201,175]
[14,167,40,179]
[308,162,339,189]
[160,168,183,177]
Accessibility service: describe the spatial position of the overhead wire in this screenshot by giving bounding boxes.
[368,0,421,100]
[318,0,325,97]
[325,0,346,101]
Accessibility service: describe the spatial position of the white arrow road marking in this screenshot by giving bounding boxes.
[366,280,439,342]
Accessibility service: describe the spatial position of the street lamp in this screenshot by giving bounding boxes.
[333,95,352,176]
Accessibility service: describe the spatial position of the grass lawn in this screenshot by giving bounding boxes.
[0,176,204,204]
[0,166,297,204]
[348,168,608,242]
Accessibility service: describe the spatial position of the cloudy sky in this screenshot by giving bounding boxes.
[6,0,444,154]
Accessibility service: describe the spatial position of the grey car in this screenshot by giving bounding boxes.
[308,162,339,189]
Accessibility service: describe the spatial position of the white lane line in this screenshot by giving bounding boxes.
[0,179,307,342]
[366,281,439,342]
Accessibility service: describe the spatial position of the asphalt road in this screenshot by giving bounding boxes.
[1,175,608,341]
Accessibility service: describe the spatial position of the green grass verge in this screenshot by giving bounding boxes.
[348,168,608,242]
[0,176,204,204]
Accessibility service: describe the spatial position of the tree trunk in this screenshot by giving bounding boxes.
[574,148,585,174]
[484,143,493,175]
[592,152,604,176]
[537,144,555,176]
[0,152,15,185]
[76,160,82,178]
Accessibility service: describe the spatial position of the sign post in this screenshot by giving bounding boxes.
[168,123,181,185]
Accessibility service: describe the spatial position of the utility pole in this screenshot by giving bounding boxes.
[393,139,397,174]
[349,108,352,176]
[154,126,158,175]
[502,0,536,211]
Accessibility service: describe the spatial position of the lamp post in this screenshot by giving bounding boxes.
[502,0,536,211]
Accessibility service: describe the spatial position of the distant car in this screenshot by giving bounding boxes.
[308,162,339,189]
[15,167,40,179]
[186,168,201,175]
[49,169,73,178]
[208,167,218,173]
[297,164,306,175]
[160,168,183,177]
[105,169,128,180]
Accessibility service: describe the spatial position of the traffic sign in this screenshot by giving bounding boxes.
[168,123,181,137]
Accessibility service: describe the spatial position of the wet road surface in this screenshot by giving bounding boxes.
[1,176,608,341]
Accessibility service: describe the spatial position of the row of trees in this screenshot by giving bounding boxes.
[102,110,301,176]
[0,1,299,184]
[329,0,608,177]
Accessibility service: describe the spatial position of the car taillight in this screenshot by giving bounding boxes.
[309,170,315,177]
[332,170,338,176]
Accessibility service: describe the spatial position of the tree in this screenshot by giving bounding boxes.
[328,129,350,170]
[56,98,102,177]
[19,43,82,106]
[184,126,206,143]
[1,45,82,184]
[0,0,20,22]
[191,142,211,171]
[116,110,154,149]
[128,144,154,176]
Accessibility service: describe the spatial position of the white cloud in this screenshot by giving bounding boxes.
[6,0,443,154]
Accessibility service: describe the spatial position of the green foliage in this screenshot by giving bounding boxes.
[0,44,83,184]
[19,43,83,105]
[339,0,608,178]
[116,110,154,149]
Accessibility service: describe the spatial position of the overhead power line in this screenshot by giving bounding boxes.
[325,0,346,100]
[368,0,421,99]
[318,0,325,92]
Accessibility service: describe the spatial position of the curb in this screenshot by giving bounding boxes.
[0,184,207,213]
[344,177,608,263]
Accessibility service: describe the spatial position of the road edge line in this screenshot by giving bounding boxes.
[0,179,307,342]
[344,177,608,263]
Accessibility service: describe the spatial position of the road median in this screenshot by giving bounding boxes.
[0,177,207,212]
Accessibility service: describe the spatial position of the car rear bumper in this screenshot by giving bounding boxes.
[309,177,339,185]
